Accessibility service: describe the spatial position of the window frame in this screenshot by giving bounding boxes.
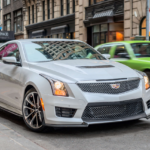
[140,17,146,36]
[14,9,23,33]
[66,0,70,14]
[47,0,50,19]
[4,13,11,31]
[0,43,22,63]
[43,1,45,21]
[61,0,63,16]
[32,5,34,23]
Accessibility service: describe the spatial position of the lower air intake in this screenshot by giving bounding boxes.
[55,107,77,118]
[82,99,144,121]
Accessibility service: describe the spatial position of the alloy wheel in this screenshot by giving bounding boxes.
[23,92,43,129]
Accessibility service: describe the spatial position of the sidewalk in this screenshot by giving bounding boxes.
[0,123,45,150]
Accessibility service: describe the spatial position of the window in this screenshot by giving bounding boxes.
[28,7,30,24]
[73,0,75,13]
[36,6,38,23]
[139,17,150,36]
[52,0,54,18]
[4,13,11,31]
[0,43,21,62]
[47,0,50,19]
[66,0,70,14]
[61,0,63,16]
[97,45,113,54]
[14,9,23,33]
[32,5,34,23]
[22,41,105,62]
[131,43,150,58]
[113,45,128,58]
[3,0,10,7]
[43,1,45,21]
[92,24,108,47]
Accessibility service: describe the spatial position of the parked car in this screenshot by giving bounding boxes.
[95,41,150,78]
[0,39,150,132]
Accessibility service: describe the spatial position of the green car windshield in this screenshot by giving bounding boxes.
[131,43,150,57]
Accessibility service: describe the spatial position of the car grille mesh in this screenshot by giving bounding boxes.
[82,100,144,120]
[77,79,140,94]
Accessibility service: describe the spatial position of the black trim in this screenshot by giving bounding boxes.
[86,98,143,107]
[3,61,22,66]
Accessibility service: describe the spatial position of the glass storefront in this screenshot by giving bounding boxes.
[92,23,124,47]
[51,32,75,39]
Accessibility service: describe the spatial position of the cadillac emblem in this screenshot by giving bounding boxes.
[110,84,120,89]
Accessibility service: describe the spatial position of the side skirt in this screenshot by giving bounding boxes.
[0,102,22,117]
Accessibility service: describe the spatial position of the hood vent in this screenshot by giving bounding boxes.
[77,65,114,69]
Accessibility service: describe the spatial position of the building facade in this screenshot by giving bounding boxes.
[3,0,24,39]
[124,0,147,40]
[22,0,88,43]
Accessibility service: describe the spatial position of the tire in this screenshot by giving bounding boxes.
[22,88,47,132]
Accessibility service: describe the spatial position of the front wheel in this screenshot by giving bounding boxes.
[22,88,47,132]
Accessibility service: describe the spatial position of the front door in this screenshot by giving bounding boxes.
[0,43,23,110]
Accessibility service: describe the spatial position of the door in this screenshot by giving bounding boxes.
[0,43,23,110]
[111,44,132,67]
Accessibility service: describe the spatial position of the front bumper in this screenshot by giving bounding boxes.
[41,79,150,127]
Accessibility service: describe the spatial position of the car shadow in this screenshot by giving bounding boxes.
[0,109,150,138]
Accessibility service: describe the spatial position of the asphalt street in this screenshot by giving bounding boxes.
[0,110,150,150]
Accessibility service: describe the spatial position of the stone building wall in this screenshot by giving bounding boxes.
[22,0,88,42]
[124,0,146,40]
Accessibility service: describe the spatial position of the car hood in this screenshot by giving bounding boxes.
[29,59,140,83]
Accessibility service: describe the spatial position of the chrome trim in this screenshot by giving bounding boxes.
[77,77,140,83]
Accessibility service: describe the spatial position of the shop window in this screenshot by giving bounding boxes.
[14,9,23,33]
[47,0,50,19]
[4,13,11,31]
[109,32,124,42]
[92,24,108,47]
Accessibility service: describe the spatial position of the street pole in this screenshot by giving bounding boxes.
[146,0,149,41]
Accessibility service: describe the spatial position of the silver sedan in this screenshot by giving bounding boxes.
[0,39,150,132]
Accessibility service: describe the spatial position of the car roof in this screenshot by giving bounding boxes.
[8,38,81,43]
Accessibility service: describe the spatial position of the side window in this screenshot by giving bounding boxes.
[97,45,112,54]
[113,45,128,58]
[0,43,21,62]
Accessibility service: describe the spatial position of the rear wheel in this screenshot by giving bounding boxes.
[22,88,47,132]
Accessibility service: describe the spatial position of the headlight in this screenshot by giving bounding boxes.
[40,74,68,96]
[134,70,150,90]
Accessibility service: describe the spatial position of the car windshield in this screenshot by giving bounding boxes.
[131,43,150,57]
[22,41,105,62]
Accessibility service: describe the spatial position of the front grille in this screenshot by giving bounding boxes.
[147,100,150,109]
[55,107,77,118]
[77,79,140,94]
[82,99,144,121]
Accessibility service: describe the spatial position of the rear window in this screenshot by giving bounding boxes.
[97,45,112,54]
[131,43,150,57]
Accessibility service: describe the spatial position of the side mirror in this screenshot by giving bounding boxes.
[2,57,21,66]
[102,54,110,59]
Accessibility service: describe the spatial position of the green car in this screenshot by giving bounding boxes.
[95,41,150,78]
